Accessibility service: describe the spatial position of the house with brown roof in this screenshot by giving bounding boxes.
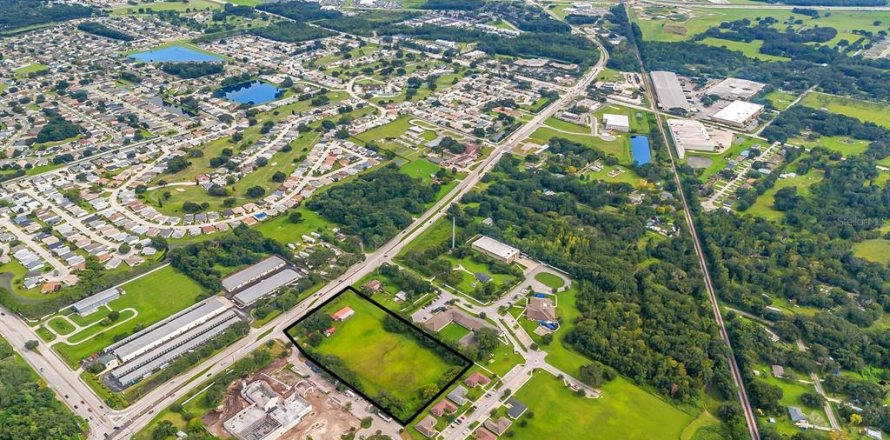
[464,371,491,388]
[525,296,556,321]
[415,415,439,438]
[484,417,512,435]
[430,399,458,417]
[475,427,497,440]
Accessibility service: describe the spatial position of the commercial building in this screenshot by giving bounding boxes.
[705,78,765,100]
[222,255,287,292]
[650,71,690,112]
[667,119,728,158]
[232,268,301,308]
[711,100,765,128]
[602,113,630,132]
[223,380,312,440]
[108,307,240,387]
[71,287,122,315]
[471,236,519,263]
[107,297,231,363]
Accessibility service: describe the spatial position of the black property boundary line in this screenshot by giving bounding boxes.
[283,285,473,425]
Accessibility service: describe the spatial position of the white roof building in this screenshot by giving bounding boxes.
[472,236,520,263]
[667,119,718,158]
[603,113,630,132]
[711,101,765,128]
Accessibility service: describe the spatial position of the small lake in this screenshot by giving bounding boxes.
[130,45,222,63]
[630,135,651,165]
[222,81,283,106]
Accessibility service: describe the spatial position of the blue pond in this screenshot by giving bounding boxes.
[222,81,283,106]
[630,135,651,165]
[130,45,222,63]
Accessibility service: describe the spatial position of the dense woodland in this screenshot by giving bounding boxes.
[76,21,134,41]
[35,110,83,144]
[0,0,94,31]
[168,226,288,292]
[306,165,436,249]
[160,62,224,79]
[251,21,334,43]
[0,339,85,440]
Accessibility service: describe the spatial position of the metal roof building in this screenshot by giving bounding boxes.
[232,269,301,308]
[705,78,765,100]
[71,287,122,316]
[222,255,287,292]
[107,297,230,363]
[650,71,690,112]
[472,236,520,263]
[110,310,241,386]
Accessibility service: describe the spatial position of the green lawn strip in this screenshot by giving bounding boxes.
[543,117,590,135]
[853,239,890,265]
[36,326,56,342]
[533,272,564,290]
[508,371,694,439]
[53,266,206,366]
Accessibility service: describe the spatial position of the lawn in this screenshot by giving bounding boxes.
[292,289,468,420]
[698,37,790,62]
[509,372,695,440]
[745,172,822,221]
[13,63,48,78]
[53,266,207,366]
[534,272,564,290]
[438,321,471,344]
[48,317,76,335]
[543,117,590,135]
[522,286,591,377]
[765,90,798,111]
[788,135,871,157]
[585,165,648,188]
[112,0,220,15]
[685,135,766,182]
[400,158,442,183]
[800,92,890,129]
[853,239,890,265]
[531,127,631,165]
[253,207,333,245]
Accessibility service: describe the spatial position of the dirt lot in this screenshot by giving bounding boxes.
[280,384,360,439]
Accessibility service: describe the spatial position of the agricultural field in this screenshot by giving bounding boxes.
[800,92,890,129]
[508,371,697,440]
[51,266,207,367]
[288,289,469,421]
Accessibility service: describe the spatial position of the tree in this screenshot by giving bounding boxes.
[289,211,304,224]
[24,340,38,351]
[246,186,266,198]
[107,310,120,322]
[118,243,131,254]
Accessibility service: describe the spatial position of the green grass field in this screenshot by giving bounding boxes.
[53,266,207,366]
[509,372,695,440]
[253,207,333,245]
[765,90,798,111]
[534,272,564,290]
[438,322,471,344]
[635,6,890,47]
[531,127,632,165]
[112,0,220,15]
[400,159,441,183]
[745,172,823,221]
[13,63,48,78]
[698,37,790,62]
[853,239,890,265]
[685,135,765,182]
[788,135,871,157]
[800,92,890,129]
[295,290,466,418]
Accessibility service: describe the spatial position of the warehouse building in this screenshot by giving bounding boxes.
[222,256,287,293]
[711,101,765,128]
[705,78,765,100]
[472,236,520,263]
[667,119,725,158]
[232,268,301,308]
[106,297,231,363]
[602,113,630,132]
[650,71,690,112]
[72,287,122,316]
[108,308,241,387]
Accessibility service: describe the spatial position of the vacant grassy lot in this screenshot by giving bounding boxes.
[13,63,48,78]
[745,172,823,222]
[698,37,790,62]
[295,290,466,418]
[253,207,333,245]
[854,239,890,265]
[509,372,694,440]
[531,127,631,165]
[400,159,442,182]
[800,93,890,129]
[53,266,206,366]
[765,90,798,111]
